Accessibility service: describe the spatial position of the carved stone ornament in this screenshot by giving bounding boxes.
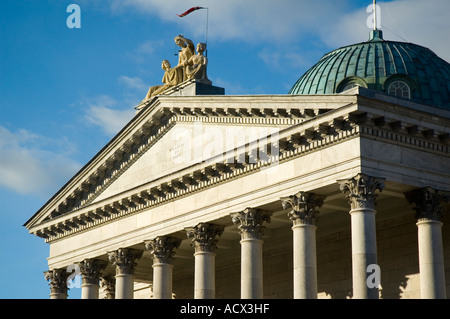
[281,192,326,225]
[44,268,68,295]
[231,208,272,240]
[145,236,182,264]
[100,275,116,299]
[141,35,211,102]
[185,223,224,253]
[404,187,450,222]
[337,173,385,210]
[108,248,143,276]
[78,259,107,285]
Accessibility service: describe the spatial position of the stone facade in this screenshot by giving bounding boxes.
[25,85,450,299]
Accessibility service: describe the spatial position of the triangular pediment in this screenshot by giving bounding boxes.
[92,120,285,204]
[24,94,358,239]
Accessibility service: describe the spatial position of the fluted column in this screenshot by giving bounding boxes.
[44,268,68,299]
[100,275,116,299]
[405,187,450,299]
[108,248,143,299]
[338,173,385,299]
[186,223,224,299]
[78,259,107,299]
[231,208,272,299]
[281,192,326,299]
[145,236,182,299]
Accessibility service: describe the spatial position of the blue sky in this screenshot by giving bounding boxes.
[1,0,449,299]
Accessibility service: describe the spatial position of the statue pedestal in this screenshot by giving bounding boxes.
[135,80,225,111]
[162,79,225,96]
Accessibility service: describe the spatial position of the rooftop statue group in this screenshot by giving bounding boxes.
[142,35,210,102]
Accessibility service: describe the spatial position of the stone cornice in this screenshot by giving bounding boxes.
[26,95,450,242]
[25,95,354,230]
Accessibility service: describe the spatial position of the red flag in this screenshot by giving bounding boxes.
[177,6,205,17]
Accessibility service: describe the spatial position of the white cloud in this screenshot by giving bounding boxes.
[0,126,81,198]
[320,0,450,62]
[118,75,148,91]
[104,0,351,42]
[104,0,450,63]
[127,39,165,65]
[83,95,136,136]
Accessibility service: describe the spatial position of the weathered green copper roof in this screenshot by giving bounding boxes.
[289,30,450,110]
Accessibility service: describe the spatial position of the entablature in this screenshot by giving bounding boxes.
[27,96,450,243]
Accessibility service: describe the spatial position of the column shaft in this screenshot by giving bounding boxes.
[186,223,224,299]
[194,251,216,299]
[81,283,99,299]
[338,173,385,299]
[417,220,446,299]
[108,248,143,300]
[79,258,106,299]
[240,238,263,299]
[115,274,135,299]
[281,191,324,299]
[350,208,378,299]
[231,208,272,299]
[153,263,173,299]
[145,236,181,299]
[405,187,449,299]
[292,223,317,299]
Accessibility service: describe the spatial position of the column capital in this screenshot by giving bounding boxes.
[100,275,116,299]
[78,259,107,285]
[108,248,143,276]
[145,236,182,264]
[231,208,272,240]
[44,268,68,296]
[337,173,385,210]
[405,187,450,222]
[281,191,326,225]
[185,222,224,253]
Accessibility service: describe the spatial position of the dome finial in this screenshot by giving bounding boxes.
[369,0,383,41]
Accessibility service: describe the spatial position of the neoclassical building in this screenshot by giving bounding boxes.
[25,28,450,299]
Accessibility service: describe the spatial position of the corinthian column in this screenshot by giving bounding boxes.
[100,275,116,299]
[44,268,68,299]
[78,259,107,299]
[231,208,272,299]
[108,248,143,299]
[185,223,224,299]
[338,173,385,299]
[281,192,326,299]
[145,236,182,299]
[405,187,450,299]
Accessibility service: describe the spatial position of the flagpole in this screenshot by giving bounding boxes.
[373,0,377,30]
[176,6,209,56]
[205,7,209,57]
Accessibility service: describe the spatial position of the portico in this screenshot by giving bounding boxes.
[28,87,450,299]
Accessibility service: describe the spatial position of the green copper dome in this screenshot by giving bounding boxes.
[289,30,450,110]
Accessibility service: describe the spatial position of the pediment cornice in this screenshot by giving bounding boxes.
[25,94,450,241]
